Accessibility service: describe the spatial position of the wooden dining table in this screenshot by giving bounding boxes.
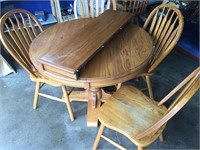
[29,10,153,127]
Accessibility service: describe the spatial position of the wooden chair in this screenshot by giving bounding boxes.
[74,0,116,19]
[116,4,184,99]
[117,0,148,15]
[116,0,148,25]
[0,9,74,121]
[93,67,200,150]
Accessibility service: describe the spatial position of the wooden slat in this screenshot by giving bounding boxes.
[28,14,38,37]
[90,0,95,18]
[158,67,200,106]
[161,17,178,50]
[4,35,36,76]
[8,17,29,52]
[151,11,175,62]
[129,0,133,13]
[135,0,140,14]
[38,92,65,102]
[85,0,90,18]
[151,27,178,65]
[139,1,143,14]
[152,8,165,41]
[50,0,56,16]
[55,0,63,22]
[154,8,170,44]
[150,16,178,65]
[124,0,127,12]
[5,34,28,67]
[4,23,32,66]
[154,10,174,49]
[20,13,34,41]
[142,0,145,12]
[127,0,148,15]
[101,135,127,150]
[74,0,78,19]
[148,10,158,35]
[159,27,178,60]
[14,14,31,46]
[79,0,85,18]
[96,0,99,17]
[168,71,200,111]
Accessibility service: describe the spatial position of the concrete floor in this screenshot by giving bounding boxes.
[0,49,199,150]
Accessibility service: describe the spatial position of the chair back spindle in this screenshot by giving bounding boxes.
[74,0,116,19]
[0,9,44,77]
[143,4,184,73]
[123,0,148,16]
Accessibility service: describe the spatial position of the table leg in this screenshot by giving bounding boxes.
[87,87,102,127]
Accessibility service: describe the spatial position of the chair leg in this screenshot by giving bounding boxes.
[93,124,105,150]
[33,81,40,109]
[62,85,74,121]
[145,76,154,99]
[116,83,122,90]
[138,146,143,150]
[159,133,164,142]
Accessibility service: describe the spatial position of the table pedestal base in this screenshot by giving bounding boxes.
[65,88,111,127]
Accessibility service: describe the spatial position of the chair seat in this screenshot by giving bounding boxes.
[98,86,167,147]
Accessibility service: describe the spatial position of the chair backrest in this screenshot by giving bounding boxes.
[121,0,148,16]
[0,9,44,77]
[143,4,184,73]
[74,0,116,19]
[135,67,200,139]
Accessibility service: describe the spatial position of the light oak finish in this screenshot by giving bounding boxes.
[74,0,117,19]
[0,9,74,121]
[33,10,132,80]
[117,4,184,100]
[93,67,200,150]
[29,12,153,127]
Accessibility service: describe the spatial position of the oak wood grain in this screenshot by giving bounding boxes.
[29,14,153,127]
[30,10,132,79]
[30,22,153,87]
[93,67,200,149]
[116,4,184,99]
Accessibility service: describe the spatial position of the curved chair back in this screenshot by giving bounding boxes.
[122,0,148,16]
[74,0,116,19]
[0,9,44,77]
[136,67,200,139]
[143,4,184,73]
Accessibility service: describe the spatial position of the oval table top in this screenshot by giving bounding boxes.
[30,18,153,88]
